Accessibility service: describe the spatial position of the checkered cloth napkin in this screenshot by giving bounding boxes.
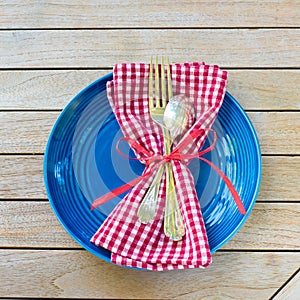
[91,62,228,271]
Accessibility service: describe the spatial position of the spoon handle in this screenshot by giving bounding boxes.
[164,163,185,240]
[163,128,185,240]
[137,165,164,223]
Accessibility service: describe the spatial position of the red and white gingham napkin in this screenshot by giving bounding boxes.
[91,62,228,271]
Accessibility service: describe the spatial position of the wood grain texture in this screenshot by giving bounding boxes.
[1,155,300,201]
[0,201,78,248]
[274,270,300,300]
[1,112,299,154]
[0,112,53,154]
[1,201,299,250]
[248,112,300,155]
[223,203,300,250]
[0,155,45,199]
[1,1,299,28]
[0,250,299,299]
[1,70,299,110]
[0,70,107,110]
[259,156,300,201]
[0,29,299,68]
[1,0,299,298]
[228,70,300,111]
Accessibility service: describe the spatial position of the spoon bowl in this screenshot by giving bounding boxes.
[163,94,195,143]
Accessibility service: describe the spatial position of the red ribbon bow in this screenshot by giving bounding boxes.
[91,129,246,215]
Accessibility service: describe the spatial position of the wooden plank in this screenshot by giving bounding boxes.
[0,112,54,154]
[0,29,299,68]
[248,112,300,155]
[1,112,299,154]
[1,155,300,201]
[0,250,299,299]
[228,70,300,111]
[259,156,300,202]
[0,156,45,199]
[274,270,300,300]
[1,1,299,29]
[223,203,300,250]
[0,70,107,110]
[0,201,78,248]
[1,70,299,110]
[1,201,299,250]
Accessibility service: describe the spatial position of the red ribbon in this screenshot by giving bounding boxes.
[91,129,246,215]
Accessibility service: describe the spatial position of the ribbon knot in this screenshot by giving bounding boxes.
[147,152,181,165]
[91,129,247,215]
[163,154,175,163]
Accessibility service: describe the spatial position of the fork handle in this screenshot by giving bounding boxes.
[137,165,164,223]
[137,128,185,239]
[164,162,185,240]
[163,128,185,240]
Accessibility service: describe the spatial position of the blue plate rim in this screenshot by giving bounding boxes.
[44,73,113,265]
[209,91,262,252]
[44,72,262,265]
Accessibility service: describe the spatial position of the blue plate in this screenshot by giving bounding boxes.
[44,73,261,266]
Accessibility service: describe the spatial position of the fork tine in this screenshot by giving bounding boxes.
[161,57,167,107]
[149,56,154,108]
[166,56,173,100]
[155,56,160,107]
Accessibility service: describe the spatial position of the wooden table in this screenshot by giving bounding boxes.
[1,1,299,299]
